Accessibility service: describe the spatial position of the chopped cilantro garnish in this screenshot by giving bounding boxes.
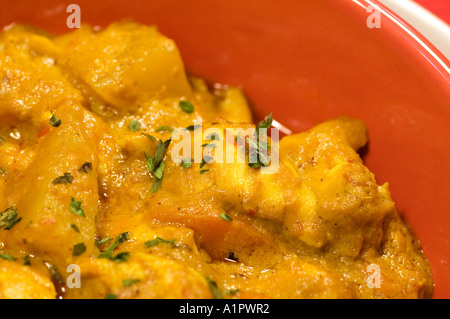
[0,254,16,261]
[144,237,176,248]
[206,277,223,299]
[219,213,233,221]
[49,111,62,127]
[154,140,171,166]
[255,113,273,137]
[70,223,80,233]
[70,198,85,217]
[200,155,214,168]
[52,172,74,184]
[186,124,202,131]
[110,251,130,262]
[72,242,86,256]
[144,138,171,193]
[202,143,216,148]
[181,158,193,169]
[205,132,220,141]
[179,100,194,113]
[123,279,141,287]
[151,178,162,193]
[245,113,274,169]
[95,237,113,246]
[226,289,240,296]
[128,119,141,132]
[155,126,174,133]
[0,206,21,230]
[153,161,166,180]
[98,232,129,260]
[199,169,209,174]
[23,255,31,266]
[79,162,92,173]
[142,132,157,141]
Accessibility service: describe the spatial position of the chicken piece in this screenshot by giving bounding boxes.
[53,21,192,114]
[209,257,355,299]
[279,117,394,256]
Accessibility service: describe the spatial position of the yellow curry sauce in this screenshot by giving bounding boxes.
[0,21,433,299]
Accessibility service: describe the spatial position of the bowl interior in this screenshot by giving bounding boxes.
[1,0,449,298]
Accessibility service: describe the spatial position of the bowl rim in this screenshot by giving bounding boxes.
[378,0,450,60]
[365,0,450,77]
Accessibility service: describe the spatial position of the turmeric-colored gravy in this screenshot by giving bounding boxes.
[0,21,432,299]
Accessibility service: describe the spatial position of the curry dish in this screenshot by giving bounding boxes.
[0,21,433,299]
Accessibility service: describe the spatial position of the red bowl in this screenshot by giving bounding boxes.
[1,0,449,298]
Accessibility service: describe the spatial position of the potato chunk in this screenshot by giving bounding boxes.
[0,260,56,299]
[65,253,212,299]
[54,22,192,113]
[0,104,99,269]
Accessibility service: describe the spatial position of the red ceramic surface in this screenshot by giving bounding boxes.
[0,0,449,298]
[415,0,450,24]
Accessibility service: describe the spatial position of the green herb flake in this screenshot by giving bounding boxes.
[153,161,166,180]
[199,169,209,174]
[151,178,162,193]
[123,278,141,287]
[219,213,233,221]
[105,293,117,299]
[155,125,174,133]
[179,100,194,113]
[245,113,274,169]
[200,155,214,168]
[95,237,113,246]
[205,132,220,141]
[144,237,176,248]
[201,143,216,148]
[154,139,171,167]
[0,254,16,261]
[79,162,93,173]
[70,223,80,233]
[109,251,130,263]
[142,132,157,141]
[49,112,62,128]
[52,172,74,185]
[255,113,273,137]
[181,158,193,169]
[128,119,141,132]
[72,242,86,256]
[98,232,129,260]
[186,124,202,131]
[206,277,223,299]
[226,289,239,296]
[144,138,171,193]
[0,167,4,174]
[70,198,85,217]
[144,151,155,173]
[0,206,22,230]
[23,255,31,266]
